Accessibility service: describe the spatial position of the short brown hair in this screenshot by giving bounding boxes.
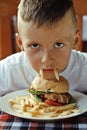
[18,0,76,27]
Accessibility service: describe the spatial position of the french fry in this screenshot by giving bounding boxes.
[54,69,59,81]
[9,95,81,118]
[39,69,43,78]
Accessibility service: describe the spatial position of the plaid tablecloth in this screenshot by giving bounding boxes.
[0,111,87,130]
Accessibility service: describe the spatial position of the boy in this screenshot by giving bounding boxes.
[0,0,87,96]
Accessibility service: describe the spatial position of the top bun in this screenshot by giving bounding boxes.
[31,76,69,93]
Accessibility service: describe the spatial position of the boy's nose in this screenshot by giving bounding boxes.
[41,50,54,66]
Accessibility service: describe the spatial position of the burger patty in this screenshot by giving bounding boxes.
[43,93,72,104]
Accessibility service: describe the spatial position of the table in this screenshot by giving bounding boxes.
[0,110,87,130]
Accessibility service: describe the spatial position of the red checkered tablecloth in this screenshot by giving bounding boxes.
[0,111,87,130]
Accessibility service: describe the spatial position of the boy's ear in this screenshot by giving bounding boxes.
[73,30,82,50]
[15,33,24,51]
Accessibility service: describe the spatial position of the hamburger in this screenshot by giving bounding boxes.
[29,75,76,111]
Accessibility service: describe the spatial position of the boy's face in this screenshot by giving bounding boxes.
[17,10,79,79]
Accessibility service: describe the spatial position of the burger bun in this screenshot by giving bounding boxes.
[31,76,69,93]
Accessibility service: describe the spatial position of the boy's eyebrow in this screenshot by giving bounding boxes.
[25,40,40,44]
[26,37,70,45]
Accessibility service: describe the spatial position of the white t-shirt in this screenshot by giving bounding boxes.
[0,50,87,96]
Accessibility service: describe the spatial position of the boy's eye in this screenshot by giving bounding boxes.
[30,44,40,48]
[54,42,64,48]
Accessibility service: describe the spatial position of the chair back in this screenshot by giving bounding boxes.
[73,0,87,51]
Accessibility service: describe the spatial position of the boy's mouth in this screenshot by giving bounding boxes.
[40,69,58,80]
[43,69,54,72]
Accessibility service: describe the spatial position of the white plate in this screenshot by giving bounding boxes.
[0,89,87,121]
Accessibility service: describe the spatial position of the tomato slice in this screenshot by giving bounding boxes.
[45,99,62,106]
